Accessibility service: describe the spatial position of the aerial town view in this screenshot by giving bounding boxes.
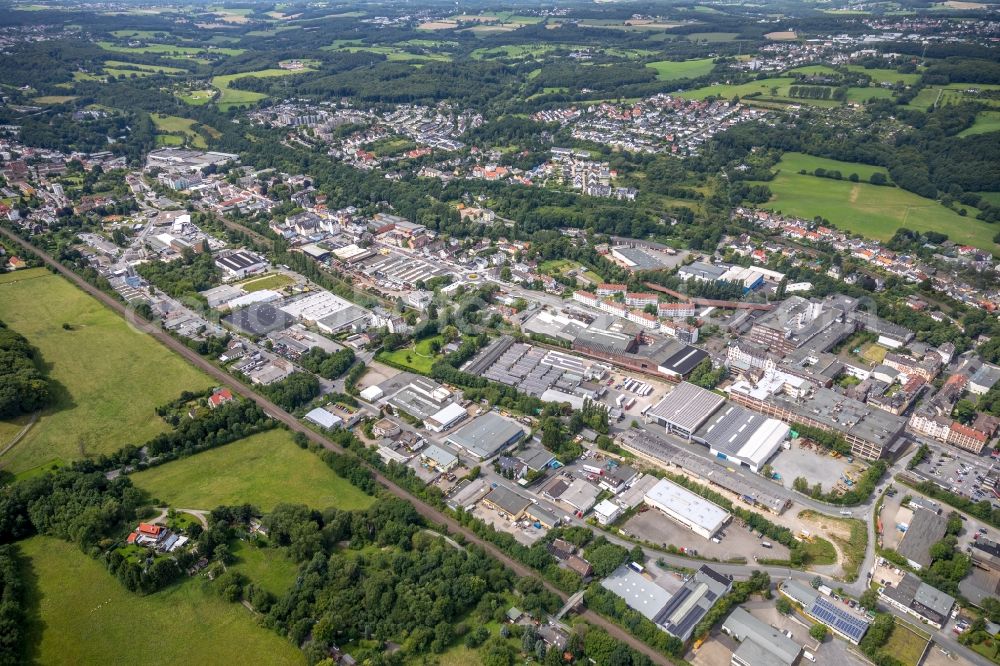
[0,0,999,664]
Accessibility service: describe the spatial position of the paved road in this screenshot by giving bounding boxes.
[0,227,673,666]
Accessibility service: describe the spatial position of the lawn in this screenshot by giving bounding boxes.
[211,67,314,110]
[376,335,445,375]
[0,268,213,474]
[801,536,837,566]
[31,95,77,104]
[776,151,891,183]
[800,511,868,581]
[177,88,216,105]
[752,154,999,253]
[105,59,186,74]
[130,429,373,512]
[959,111,1000,137]
[880,619,930,666]
[845,65,921,86]
[151,113,208,148]
[230,539,300,597]
[238,272,295,292]
[97,41,243,57]
[686,32,739,41]
[647,58,716,82]
[19,536,305,665]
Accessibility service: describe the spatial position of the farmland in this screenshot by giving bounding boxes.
[210,67,314,110]
[752,154,999,252]
[647,58,716,82]
[130,429,374,512]
[177,88,217,105]
[0,268,213,475]
[20,536,305,665]
[97,41,244,57]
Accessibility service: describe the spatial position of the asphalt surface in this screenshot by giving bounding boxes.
[0,226,674,666]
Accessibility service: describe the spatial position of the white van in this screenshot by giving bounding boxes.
[803,650,816,662]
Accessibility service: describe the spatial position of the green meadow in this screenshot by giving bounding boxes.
[753,154,998,252]
[130,429,374,512]
[0,268,213,474]
[20,536,305,665]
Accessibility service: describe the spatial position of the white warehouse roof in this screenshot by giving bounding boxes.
[644,478,730,537]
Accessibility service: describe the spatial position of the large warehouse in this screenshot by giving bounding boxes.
[692,403,789,473]
[644,478,730,539]
[645,382,725,439]
[445,412,526,460]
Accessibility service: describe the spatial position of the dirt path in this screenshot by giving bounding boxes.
[0,411,39,458]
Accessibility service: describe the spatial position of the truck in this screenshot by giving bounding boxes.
[762,542,773,549]
[583,464,604,475]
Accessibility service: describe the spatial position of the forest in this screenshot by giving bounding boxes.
[0,320,51,419]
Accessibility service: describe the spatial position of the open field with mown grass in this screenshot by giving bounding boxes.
[230,539,300,597]
[0,268,213,474]
[647,58,715,81]
[130,429,374,512]
[959,111,1000,137]
[105,59,187,74]
[151,113,208,148]
[238,272,295,292]
[211,67,314,110]
[30,95,77,104]
[177,88,216,105]
[776,152,891,182]
[20,536,305,665]
[377,335,445,375]
[97,40,243,56]
[881,619,930,666]
[845,65,920,86]
[752,154,998,253]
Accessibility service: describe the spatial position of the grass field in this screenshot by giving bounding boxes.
[20,536,305,665]
[539,258,603,283]
[776,151,891,183]
[230,539,299,597]
[802,536,837,566]
[177,88,216,105]
[130,429,373,512]
[105,59,186,74]
[647,58,715,82]
[907,83,1000,111]
[845,65,920,86]
[323,43,451,62]
[686,32,739,41]
[753,154,998,253]
[977,192,1000,207]
[880,619,930,666]
[0,268,213,474]
[151,113,207,148]
[238,272,295,292]
[97,41,243,57]
[376,335,445,375]
[211,67,313,110]
[30,95,77,104]
[960,111,1000,137]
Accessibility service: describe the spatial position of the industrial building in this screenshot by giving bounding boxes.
[721,607,802,666]
[645,382,726,439]
[779,581,870,644]
[728,370,906,460]
[600,565,674,621]
[215,250,269,281]
[445,412,526,460]
[482,484,532,519]
[222,302,294,336]
[896,506,947,570]
[692,403,789,473]
[879,572,955,629]
[643,478,730,539]
[653,566,732,641]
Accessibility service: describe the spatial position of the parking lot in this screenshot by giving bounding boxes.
[771,442,862,494]
[910,446,998,505]
[623,509,790,563]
